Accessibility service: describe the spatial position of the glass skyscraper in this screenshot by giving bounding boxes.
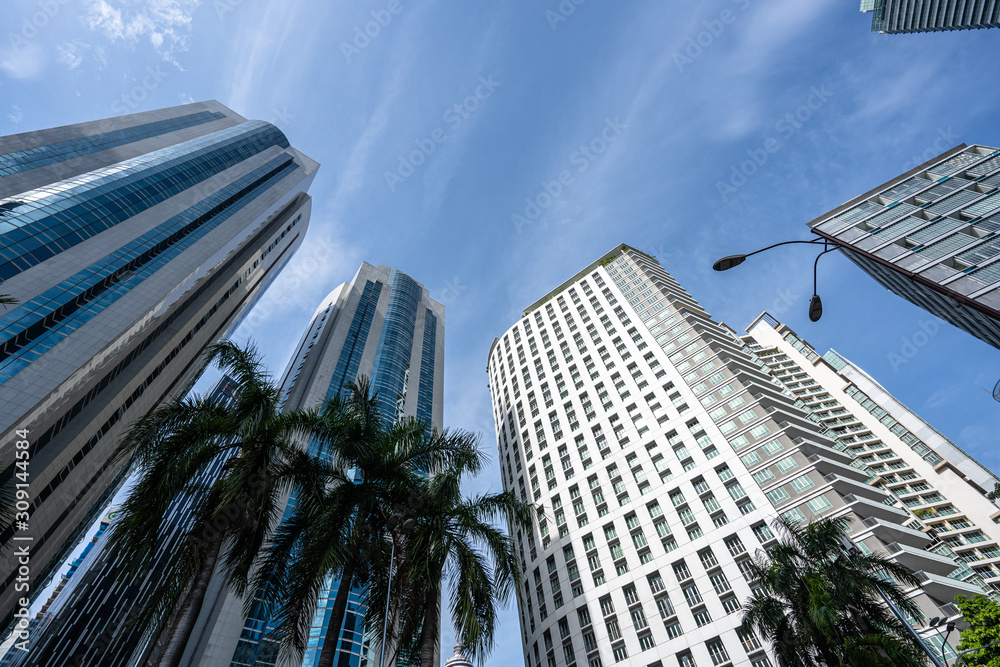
[5,375,242,667]
[809,144,1000,350]
[488,244,978,667]
[861,0,1000,33]
[0,101,318,634]
[188,262,445,667]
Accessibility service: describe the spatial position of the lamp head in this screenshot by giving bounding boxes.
[808,294,823,322]
[947,621,956,632]
[712,254,746,272]
[928,617,941,627]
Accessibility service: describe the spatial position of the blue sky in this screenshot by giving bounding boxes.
[3,0,1000,663]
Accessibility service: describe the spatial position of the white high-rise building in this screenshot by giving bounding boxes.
[741,314,1000,595]
[487,244,980,667]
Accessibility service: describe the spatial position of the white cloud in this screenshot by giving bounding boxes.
[7,105,24,124]
[0,42,45,79]
[56,41,87,69]
[83,0,199,68]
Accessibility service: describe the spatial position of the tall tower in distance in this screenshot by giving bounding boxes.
[860,0,1000,33]
[487,244,981,667]
[189,262,445,667]
[0,101,318,632]
[808,143,1000,350]
[741,314,1000,599]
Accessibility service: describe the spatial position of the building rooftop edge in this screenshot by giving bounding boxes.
[805,143,969,231]
[522,243,653,316]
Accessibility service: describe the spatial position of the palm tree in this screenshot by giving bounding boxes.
[740,515,926,667]
[0,294,14,308]
[109,341,324,667]
[250,380,481,667]
[366,458,534,666]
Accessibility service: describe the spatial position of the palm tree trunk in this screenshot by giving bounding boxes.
[156,533,223,667]
[316,560,357,667]
[417,588,440,666]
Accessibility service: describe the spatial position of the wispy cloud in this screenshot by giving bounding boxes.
[56,41,88,69]
[83,0,199,68]
[0,42,45,79]
[6,105,24,125]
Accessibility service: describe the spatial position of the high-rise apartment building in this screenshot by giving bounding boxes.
[808,143,1000,349]
[187,263,445,667]
[487,244,980,667]
[860,0,1000,33]
[11,375,240,667]
[741,314,1000,597]
[0,101,318,631]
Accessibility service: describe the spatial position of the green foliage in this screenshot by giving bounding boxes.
[740,515,926,667]
[987,483,1000,502]
[955,595,1000,667]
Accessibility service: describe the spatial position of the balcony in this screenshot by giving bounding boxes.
[913,570,985,603]
[823,473,886,503]
[857,516,931,549]
[841,493,910,523]
[807,453,870,483]
[884,542,958,577]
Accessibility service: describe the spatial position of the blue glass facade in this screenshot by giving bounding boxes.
[228,265,442,667]
[0,102,317,636]
[0,120,289,282]
[370,268,421,424]
[0,155,298,383]
[327,279,384,401]
[0,110,225,177]
[416,308,437,426]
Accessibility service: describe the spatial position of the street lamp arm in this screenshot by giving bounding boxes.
[712,238,843,272]
[746,237,835,260]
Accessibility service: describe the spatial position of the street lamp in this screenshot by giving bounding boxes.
[712,238,842,322]
[924,616,957,665]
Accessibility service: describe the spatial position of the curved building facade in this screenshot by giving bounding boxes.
[487,244,977,667]
[0,101,318,634]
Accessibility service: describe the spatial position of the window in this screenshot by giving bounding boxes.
[693,609,712,627]
[790,474,815,493]
[606,618,622,641]
[664,620,683,639]
[762,439,783,455]
[753,468,774,484]
[612,642,628,662]
[807,495,833,515]
[724,534,746,556]
[638,633,655,651]
[599,595,615,617]
[738,627,762,651]
[706,639,730,666]
[766,487,790,505]
[775,456,798,473]
[752,523,774,542]
[648,572,665,593]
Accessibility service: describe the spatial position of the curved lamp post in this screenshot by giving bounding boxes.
[713,238,842,322]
